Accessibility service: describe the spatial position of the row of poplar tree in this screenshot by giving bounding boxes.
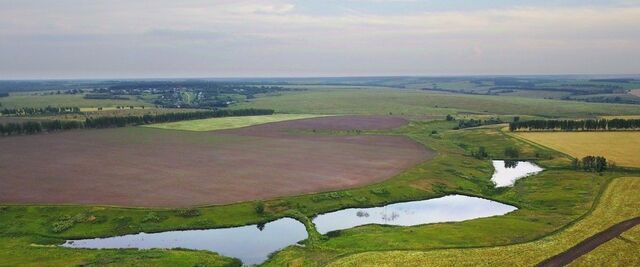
[509,118,640,131]
[0,108,274,136]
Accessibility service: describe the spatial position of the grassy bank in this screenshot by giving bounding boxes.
[329,177,640,266]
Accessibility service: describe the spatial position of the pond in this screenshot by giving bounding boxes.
[62,217,307,266]
[313,194,517,234]
[62,164,534,265]
[491,160,543,187]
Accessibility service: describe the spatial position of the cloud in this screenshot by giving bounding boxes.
[0,1,639,78]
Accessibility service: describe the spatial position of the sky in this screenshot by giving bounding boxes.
[0,0,639,79]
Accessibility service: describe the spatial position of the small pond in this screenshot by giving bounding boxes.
[313,194,517,234]
[491,160,543,187]
[62,217,307,266]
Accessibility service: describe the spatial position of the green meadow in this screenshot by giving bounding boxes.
[145,114,327,131]
[236,88,640,118]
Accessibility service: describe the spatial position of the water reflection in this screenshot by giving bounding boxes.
[313,194,517,234]
[62,217,307,265]
[491,160,543,187]
[504,160,519,168]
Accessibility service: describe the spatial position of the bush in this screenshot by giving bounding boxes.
[51,216,76,233]
[51,212,92,233]
[223,258,243,267]
[175,209,201,218]
[142,212,162,223]
[255,202,265,215]
[504,146,520,158]
[472,146,489,159]
[310,191,352,202]
[370,188,390,196]
[326,230,342,238]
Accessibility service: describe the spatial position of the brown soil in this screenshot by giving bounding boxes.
[0,116,432,207]
[537,217,640,267]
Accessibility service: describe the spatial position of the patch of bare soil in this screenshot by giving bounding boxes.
[0,116,433,207]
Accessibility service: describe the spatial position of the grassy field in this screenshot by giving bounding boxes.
[515,132,640,167]
[144,114,327,131]
[329,177,640,267]
[0,93,148,109]
[1,119,638,266]
[236,89,640,118]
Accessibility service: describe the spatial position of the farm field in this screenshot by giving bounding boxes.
[329,177,640,267]
[146,114,327,131]
[236,89,640,118]
[1,117,639,266]
[630,89,640,97]
[0,116,431,207]
[515,131,640,167]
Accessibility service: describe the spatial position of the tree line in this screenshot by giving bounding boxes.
[455,117,503,130]
[0,108,274,136]
[571,156,609,172]
[509,118,640,131]
[0,120,84,135]
[1,106,81,116]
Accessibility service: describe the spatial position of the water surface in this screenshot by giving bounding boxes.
[313,194,517,234]
[491,160,543,187]
[62,217,307,265]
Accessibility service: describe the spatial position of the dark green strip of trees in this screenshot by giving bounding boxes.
[1,106,81,116]
[0,108,274,136]
[509,119,640,131]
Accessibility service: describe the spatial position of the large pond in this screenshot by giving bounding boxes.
[62,217,307,265]
[313,194,517,234]
[491,160,543,187]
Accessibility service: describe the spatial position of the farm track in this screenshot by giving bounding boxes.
[537,217,640,267]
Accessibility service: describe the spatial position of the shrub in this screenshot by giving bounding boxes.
[472,146,489,159]
[255,202,265,215]
[310,191,352,202]
[504,146,520,158]
[175,208,201,218]
[370,188,390,196]
[51,212,92,233]
[142,212,162,223]
[51,216,76,233]
[326,230,342,238]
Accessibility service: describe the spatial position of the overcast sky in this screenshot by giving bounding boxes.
[0,0,639,79]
